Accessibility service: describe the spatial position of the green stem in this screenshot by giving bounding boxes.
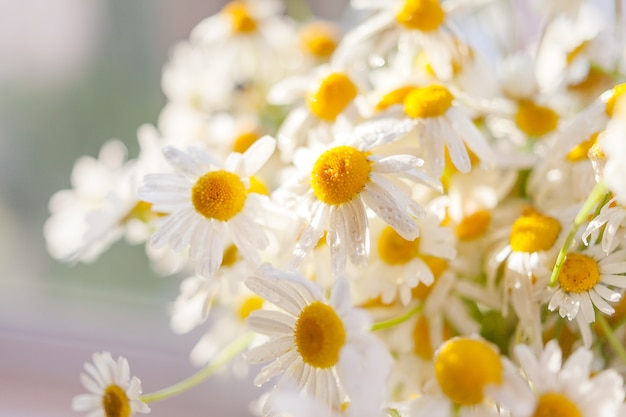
[140,333,253,404]
[371,304,423,331]
[387,408,402,417]
[596,314,626,365]
[549,182,607,287]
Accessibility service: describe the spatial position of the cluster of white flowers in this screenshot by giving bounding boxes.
[46,0,626,416]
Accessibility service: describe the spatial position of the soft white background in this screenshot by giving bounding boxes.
[0,0,348,416]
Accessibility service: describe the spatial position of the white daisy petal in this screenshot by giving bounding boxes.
[362,181,419,240]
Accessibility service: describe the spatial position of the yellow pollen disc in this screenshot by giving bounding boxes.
[435,338,503,406]
[395,0,445,32]
[455,210,491,241]
[605,83,626,117]
[588,140,606,161]
[191,170,247,221]
[102,385,130,417]
[299,22,340,59]
[122,200,167,223]
[558,253,601,293]
[413,315,434,359]
[403,85,454,119]
[223,1,257,34]
[515,100,559,137]
[248,175,269,195]
[311,146,371,205]
[294,301,346,369]
[568,67,612,97]
[238,295,264,321]
[378,226,421,265]
[221,244,240,267]
[232,131,259,153]
[510,210,561,253]
[306,72,358,122]
[566,132,599,162]
[375,85,417,112]
[531,392,583,417]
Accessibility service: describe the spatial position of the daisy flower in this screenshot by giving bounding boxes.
[548,245,626,346]
[72,352,150,417]
[409,336,533,417]
[244,264,392,412]
[137,136,276,277]
[281,117,439,274]
[513,340,625,417]
[380,83,496,178]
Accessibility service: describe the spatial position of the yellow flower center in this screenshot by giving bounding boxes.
[294,301,346,368]
[395,0,445,32]
[403,85,453,119]
[223,1,257,34]
[232,131,259,153]
[558,253,601,293]
[248,175,269,195]
[510,210,561,253]
[191,170,247,221]
[375,85,417,112]
[455,210,491,241]
[102,385,130,417]
[515,100,559,137]
[306,72,358,122]
[605,83,626,117]
[221,244,240,267]
[121,200,167,223]
[531,392,583,417]
[435,338,503,405]
[311,146,371,205]
[378,226,421,265]
[566,132,599,162]
[299,22,339,59]
[238,295,264,321]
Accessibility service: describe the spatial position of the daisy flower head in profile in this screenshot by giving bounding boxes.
[409,335,533,417]
[548,245,626,347]
[583,196,626,255]
[72,352,150,417]
[281,117,440,275]
[378,82,496,178]
[513,340,625,417]
[138,135,277,278]
[244,264,392,415]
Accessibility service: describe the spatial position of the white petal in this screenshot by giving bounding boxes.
[246,335,294,364]
[247,310,296,336]
[361,181,419,240]
[353,118,416,149]
[239,135,277,177]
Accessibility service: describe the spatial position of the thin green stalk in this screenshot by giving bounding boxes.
[140,333,253,404]
[371,304,423,331]
[549,182,607,287]
[597,314,626,365]
[387,408,402,417]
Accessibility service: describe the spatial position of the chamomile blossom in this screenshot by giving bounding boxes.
[72,352,150,417]
[548,245,626,346]
[513,340,625,417]
[138,136,276,277]
[583,196,626,254]
[282,117,439,274]
[380,83,496,178]
[244,265,392,413]
[409,336,533,417]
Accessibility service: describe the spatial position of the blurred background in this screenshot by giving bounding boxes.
[0,0,348,415]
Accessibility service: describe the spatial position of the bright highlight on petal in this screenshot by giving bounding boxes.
[306,72,358,121]
[191,170,247,221]
[515,100,559,137]
[403,85,454,119]
[378,225,420,265]
[395,0,445,32]
[102,385,131,417]
[510,210,561,252]
[223,1,257,34]
[435,338,503,405]
[294,301,346,368]
[311,146,371,205]
[558,254,601,293]
[531,392,583,417]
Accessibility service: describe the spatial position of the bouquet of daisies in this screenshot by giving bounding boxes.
[45,0,626,416]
